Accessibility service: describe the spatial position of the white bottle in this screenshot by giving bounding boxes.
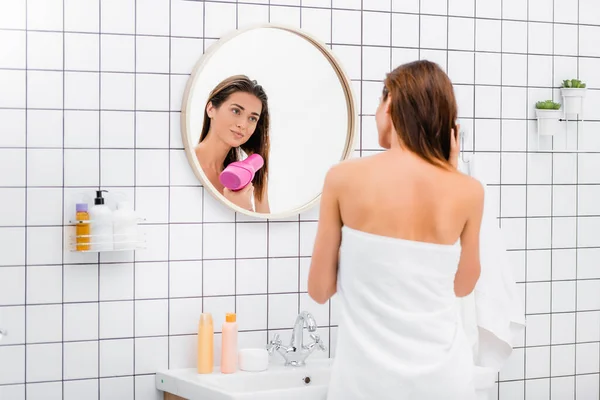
[113,201,138,250]
[89,190,113,251]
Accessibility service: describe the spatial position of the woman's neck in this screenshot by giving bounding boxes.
[196,130,232,172]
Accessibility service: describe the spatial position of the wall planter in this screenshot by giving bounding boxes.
[535,100,563,136]
[561,79,586,116]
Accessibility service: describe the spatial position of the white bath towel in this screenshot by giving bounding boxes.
[458,155,526,372]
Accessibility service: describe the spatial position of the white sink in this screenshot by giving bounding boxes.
[156,358,333,400]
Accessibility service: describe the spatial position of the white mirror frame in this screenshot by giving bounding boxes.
[180,23,357,219]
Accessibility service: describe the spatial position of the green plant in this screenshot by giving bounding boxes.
[535,100,561,110]
[562,79,586,88]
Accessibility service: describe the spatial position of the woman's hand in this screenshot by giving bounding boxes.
[223,184,254,211]
[449,124,460,169]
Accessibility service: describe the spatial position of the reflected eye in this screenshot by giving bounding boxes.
[249,116,258,123]
[232,108,240,115]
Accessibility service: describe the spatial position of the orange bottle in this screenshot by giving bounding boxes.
[197,313,214,374]
[221,313,238,374]
[75,203,90,251]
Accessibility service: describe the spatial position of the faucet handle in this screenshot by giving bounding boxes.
[267,333,282,354]
[310,333,327,352]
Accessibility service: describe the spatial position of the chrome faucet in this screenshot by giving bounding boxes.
[266,311,327,367]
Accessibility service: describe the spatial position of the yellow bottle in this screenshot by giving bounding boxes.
[197,313,214,374]
[75,203,90,251]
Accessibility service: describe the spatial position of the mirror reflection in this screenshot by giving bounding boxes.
[181,25,356,218]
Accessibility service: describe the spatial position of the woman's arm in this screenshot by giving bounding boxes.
[454,180,484,297]
[308,167,343,304]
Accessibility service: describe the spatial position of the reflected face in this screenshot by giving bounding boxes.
[376,91,392,149]
[206,92,263,147]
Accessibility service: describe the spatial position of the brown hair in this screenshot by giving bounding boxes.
[383,60,457,168]
[199,75,270,201]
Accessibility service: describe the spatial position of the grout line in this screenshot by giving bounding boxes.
[167,0,172,372]
[97,0,102,396]
[24,0,29,395]
[524,0,530,396]
[132,0,138,394]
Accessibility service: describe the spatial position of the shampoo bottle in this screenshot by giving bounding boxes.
[113,201,138,250]
[197,313,214,374]
[221,313,238,374]
[89,190,113,251]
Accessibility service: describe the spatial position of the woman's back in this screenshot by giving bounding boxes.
[325,152,482,400]
[337,150,480,246]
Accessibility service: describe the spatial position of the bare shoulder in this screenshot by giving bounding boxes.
[324,156,373,187]
[454,172,485,208]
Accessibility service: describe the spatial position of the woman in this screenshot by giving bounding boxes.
[308,61,484,399]
[195,75,271,213]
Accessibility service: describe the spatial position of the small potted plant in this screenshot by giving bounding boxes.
[561,79,586,116]
[535,100,563,136]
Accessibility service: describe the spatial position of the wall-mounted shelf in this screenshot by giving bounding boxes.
[67,218,147,253]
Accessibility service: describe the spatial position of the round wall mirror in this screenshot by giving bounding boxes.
[181,24,356,219]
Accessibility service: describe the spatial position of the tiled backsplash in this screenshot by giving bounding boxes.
[1,0,600,399]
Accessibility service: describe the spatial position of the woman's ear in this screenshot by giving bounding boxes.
[206,102,215,118]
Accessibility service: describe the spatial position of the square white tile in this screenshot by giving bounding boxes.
[576,374,600,399]
[135,111,170,148]
[529,22,553,55]
[136,0,170,36]
[0,109,25,147]
[525,346,550,379]
[576,343,600,374]
[170,260,202,298]
[170,186,203,223]
[203,259,235,296]
[101,0,134,34]
[101,73,135,111]
[136,149,170,186]
[65,0,99,32]
[577,280,600,311]
[362,11,390,46]
[26,266,62,305]
[0,228,25,266]
[169,297,202,335]
[100,111,135,149]
[26,343,62,382]
[170,37,204,75]
[204,2,236,38]
[552,312,575,344]
[135,187,169,224]
[170,223,203,260]
[27,71,63,109]
[362,46,390,81]
[101,34,135,72]
[527,55,553,87]
[171,0,204,37]
[168,334,196,370]
[65,33,99,71]
[236,258,267,295]
[64,149,100,187]
[0,0,26,29]
[0,70,25,108]
[235,223,267,258]
[238,3,269,30]
[269,257,299,293]
[502,21,527,54]
[99,301,134,339]
[268,293,298,329]
[100,339,134,377]
[269,6,300,28]
[0,30,25,69]
[0,188,25,226]
[64,380,98,400]
[64,302,98,341]
[26,227,62,265]
[136,36,170,74]
[27,0,62,30]
[420,15,447,50]
[0,346,25,385]
[99,263,134,301]
[65,72,100,110]
[64,264,98,303]
[301,7,331,44]
[134,262,168,299]
[526,185,552,217]
[580,0,600,25]
[236,295,268,331]
[26,304,62,343]
[135,299,168,337]
[0,306,25,346]
[64,110,100,148]
[551,344,575,376]
[332,10,361,45]
[134,336,168,374]
[26,382,61,400]
[268,222,300,257]
[475,19,501,52]
[136,74,170,111]
[64,341,98,380]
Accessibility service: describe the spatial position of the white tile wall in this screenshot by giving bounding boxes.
[0,0,599,399]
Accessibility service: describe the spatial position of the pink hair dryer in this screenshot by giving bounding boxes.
[219,153,264,191]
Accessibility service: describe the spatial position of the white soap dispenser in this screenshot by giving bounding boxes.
[113,201,139,250]
[89,190,113,251]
